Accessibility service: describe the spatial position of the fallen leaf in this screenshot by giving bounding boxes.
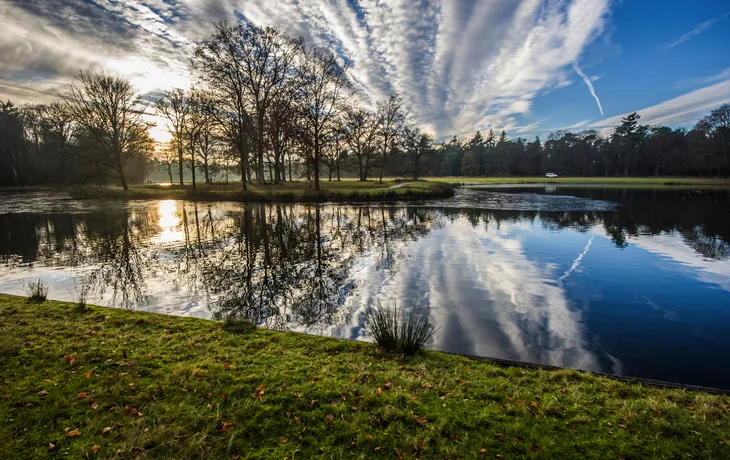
[479,448,487,453]
[90,445,101,454]
[495,433,504,441]
[146,353,153,359]
[376,388,382,396]
[413,415,427,426]
[458,379,467,385]
[530,401,538,408]
[48,443,55,450]
[90,403,99,410]
[219,421,233,432]
[559,387,566,393]
[67,429,81,437]
[311,400,319,406]
[515,400,526,406]
[327,414,334,422]
[384,382,393,390]
[223,362,231,369]
[85,371,93,378]
[280,437,288,444]
[65,355,78,366]
[102,427,112,434]
[253,385,266,399]
[37,390,49,397]
[365,434,374,440]
[77,392,87,399]
[221,392,228,400]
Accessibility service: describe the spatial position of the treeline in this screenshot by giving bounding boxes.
[1,20,729,189]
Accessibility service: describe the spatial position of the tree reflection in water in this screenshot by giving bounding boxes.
[0,188,728,328]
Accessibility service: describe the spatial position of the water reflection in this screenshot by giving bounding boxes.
[1,188,730,388]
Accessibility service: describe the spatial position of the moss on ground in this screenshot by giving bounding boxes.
[1,294,729,459]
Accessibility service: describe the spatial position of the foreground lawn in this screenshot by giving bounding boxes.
[67,180,453,203]
[1,295,729,459]
[426,176,730,187]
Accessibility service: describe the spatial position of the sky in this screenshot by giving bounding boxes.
[1,0,729,142]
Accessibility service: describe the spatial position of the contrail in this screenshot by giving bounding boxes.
[573,61,604,115]
[558,237,593,288]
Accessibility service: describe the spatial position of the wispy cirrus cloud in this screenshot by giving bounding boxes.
[572,61,604,115]
[590,79,730,134]
[659,11,730,51]
[0,0,612,139]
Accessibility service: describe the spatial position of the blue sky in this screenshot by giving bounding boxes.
[0,0,729,141]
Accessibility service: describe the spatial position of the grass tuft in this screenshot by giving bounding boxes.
[73,284,90,313]
[222,315,257,334]
[23,279,48,303]
[365,302,437,355]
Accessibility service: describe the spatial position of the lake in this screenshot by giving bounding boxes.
[1,186,729,389]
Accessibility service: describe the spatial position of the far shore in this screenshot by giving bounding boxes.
[2,177,729,204]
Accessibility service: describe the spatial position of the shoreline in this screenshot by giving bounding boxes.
[2,294,729,458]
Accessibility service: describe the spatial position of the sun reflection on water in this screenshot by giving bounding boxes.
[152,200,183,244]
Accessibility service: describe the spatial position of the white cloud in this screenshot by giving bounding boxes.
[572,61,604,115]
[0,0,612,139]
[659,12,730,51]
[590,79,730,134]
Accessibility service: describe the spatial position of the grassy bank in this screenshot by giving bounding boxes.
[426,176,730,188]
[1,295,728,459]
[66,180,454,203]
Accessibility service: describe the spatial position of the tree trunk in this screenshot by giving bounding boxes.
[337,159,341,181]
[314,135,321,191]
[238,135,248,192]
[167,164,173,184]
[119,169,129,191]
[177,142,184,186]
[257,117,265,185]
[414,156,420,180]
[190,151,196,190]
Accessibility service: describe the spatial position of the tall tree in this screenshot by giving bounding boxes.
[296,46,350,191]
[193,22,257,191]
[341,108,379,181]
[157,88,190,186]
[61,70,151,190]
[376,93,407,183]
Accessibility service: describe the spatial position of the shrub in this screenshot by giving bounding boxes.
[222,316,256,334]
[364,302,437,355]
[24,279,48,303]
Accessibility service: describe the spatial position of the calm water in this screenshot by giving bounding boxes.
[1,187,729,389]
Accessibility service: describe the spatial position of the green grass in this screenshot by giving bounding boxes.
[1,295,729,459]
[426,176,730,188]
[66,180,454,203]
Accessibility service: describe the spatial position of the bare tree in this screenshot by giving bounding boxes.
[402,125,432,180]
[157,88,190,186]
[341,108,379,181]
[231,24,303,184]
[376,92,407,183]
[193,23,256,191]
[296,47,350,191]
[60,70,151,190]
